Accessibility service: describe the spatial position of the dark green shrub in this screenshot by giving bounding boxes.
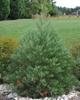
[7,18,77,98]
[0,0,10,20]
[0,37,19,82]
[9,0,25,19]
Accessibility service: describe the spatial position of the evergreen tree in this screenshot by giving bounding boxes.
[0,0,10,20]
[7,17,77,98]
[10,0,25,19]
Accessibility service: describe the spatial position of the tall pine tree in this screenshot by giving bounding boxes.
[7,17,77,98]
[0,0,10,20]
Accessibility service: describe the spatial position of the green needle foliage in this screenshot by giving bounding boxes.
[7,17,77,98]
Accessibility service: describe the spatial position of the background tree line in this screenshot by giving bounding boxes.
[0,0,59,20]
[58,6,80,15]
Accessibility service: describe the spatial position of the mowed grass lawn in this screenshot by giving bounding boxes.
[0,18,80,48]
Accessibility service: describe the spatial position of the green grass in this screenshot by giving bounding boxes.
[52,19,80,45]
[0,19,36,39]
[0,18,80,46]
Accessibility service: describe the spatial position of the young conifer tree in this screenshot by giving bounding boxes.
[7,16,77,98]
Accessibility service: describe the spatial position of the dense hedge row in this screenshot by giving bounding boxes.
[0,0,59,20]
